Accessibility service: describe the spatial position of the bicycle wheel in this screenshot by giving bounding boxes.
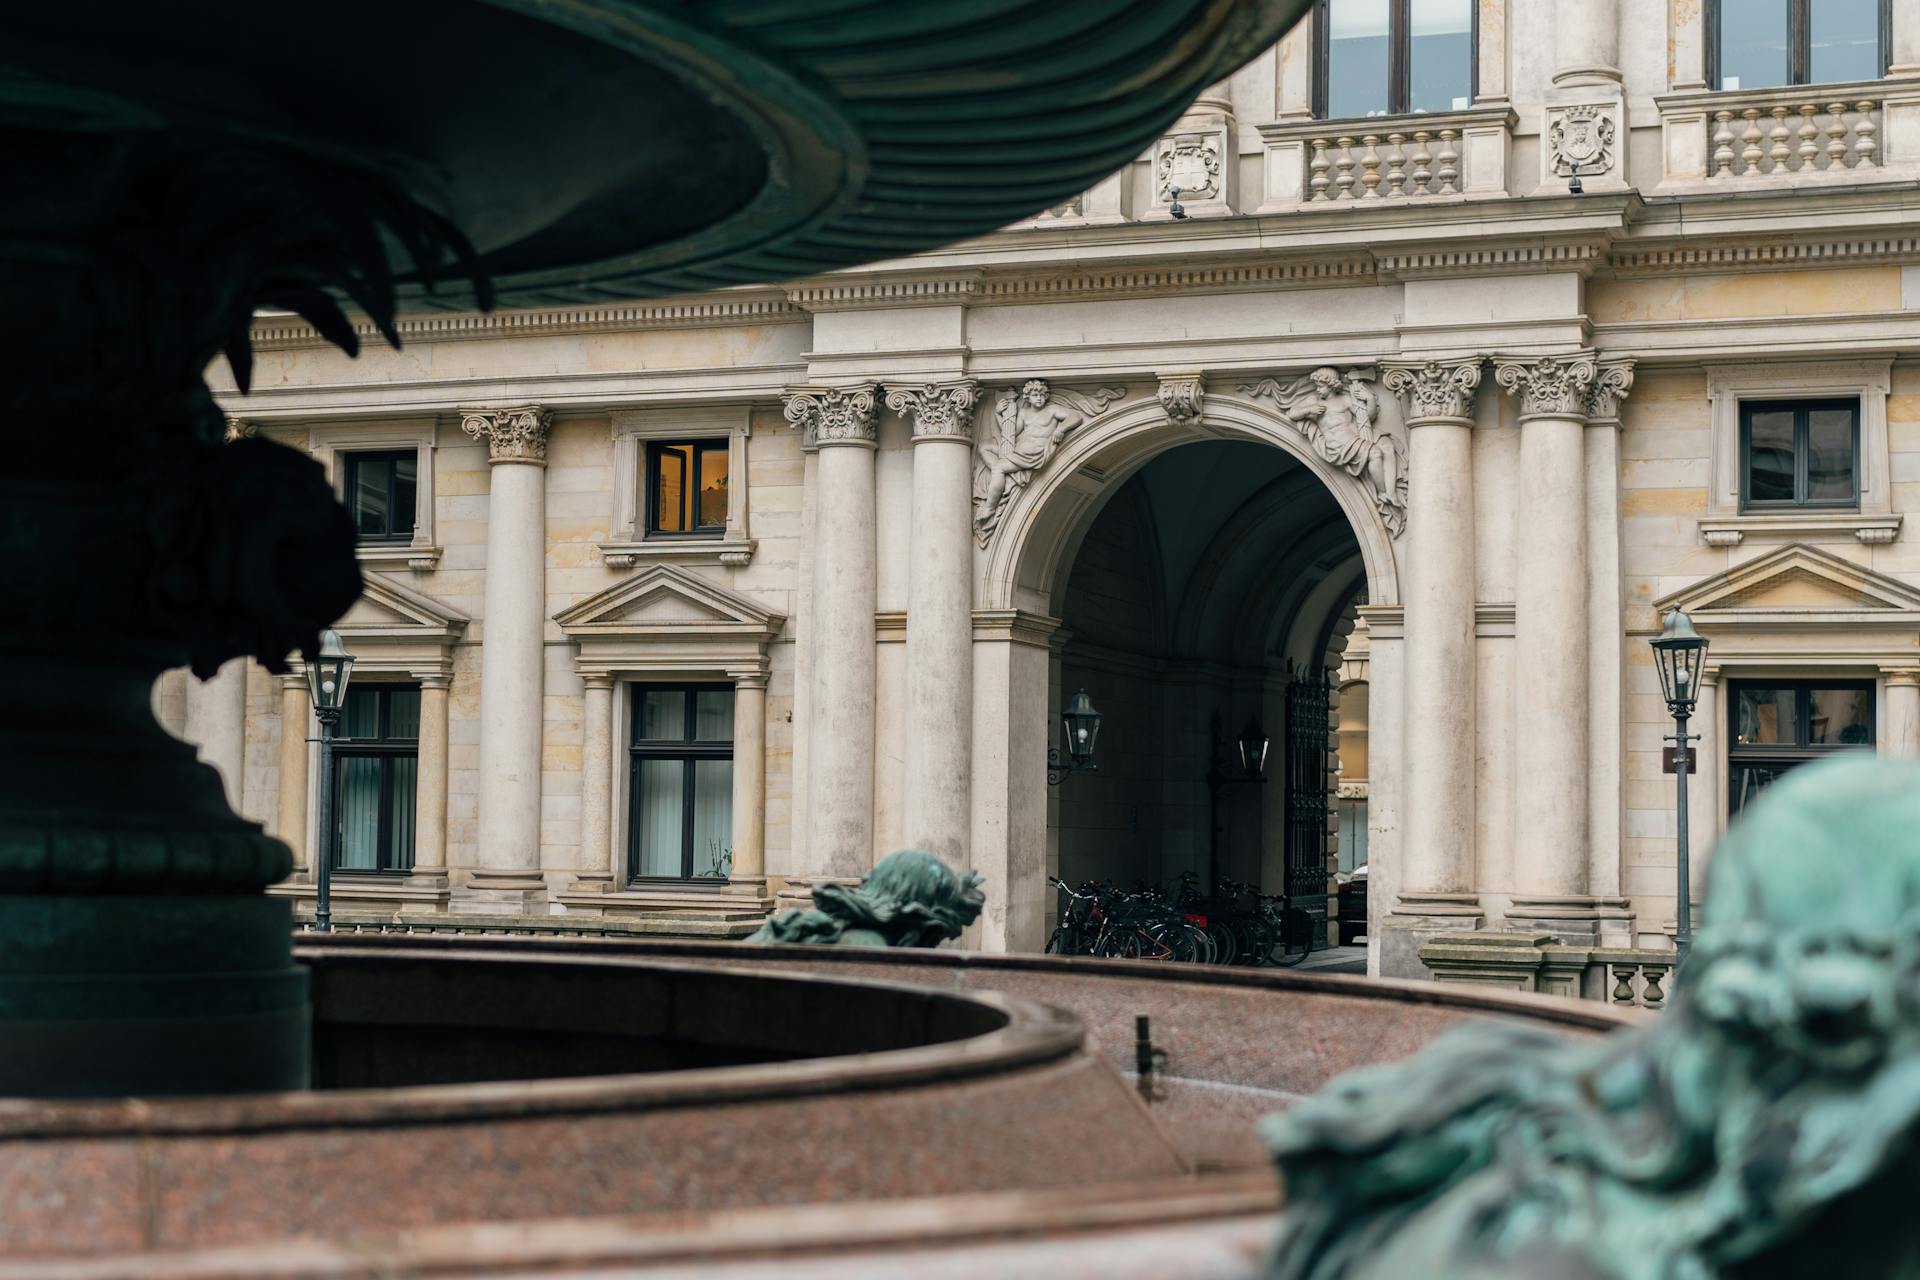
[1206,921,1237,966]
[1098,929,1143,960]
[1186,923,1215,965]
[1046,927,1073,956]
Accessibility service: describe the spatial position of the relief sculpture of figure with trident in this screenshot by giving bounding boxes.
[972,379,1123,546]
[1241,367,1408,537]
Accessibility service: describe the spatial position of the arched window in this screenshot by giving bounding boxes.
[1314,0,1475,120]
[1710,0,1890,90]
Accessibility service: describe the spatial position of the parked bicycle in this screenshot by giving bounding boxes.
[1046,874,1314,967]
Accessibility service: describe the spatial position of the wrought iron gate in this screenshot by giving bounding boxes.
[1284,664,1333,945]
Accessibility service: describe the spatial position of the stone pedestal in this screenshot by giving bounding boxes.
[462,406,552,909]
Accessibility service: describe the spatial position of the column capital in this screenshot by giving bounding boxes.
[730,669,771,690]
[783,384,878,451]
[419,674,452,691]
[1583,359,1636,426]
[460,404,552,465]
[278,673,307,692]
[1886,670,1920,688]
[1380,357,1484,426]
[885,381,980,443]
[581,672,616,691]
[1493,352,1598,422]
[1155,371,1206,426]
[223,416,256,443]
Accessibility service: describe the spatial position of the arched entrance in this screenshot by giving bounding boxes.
[979,395,1399,954]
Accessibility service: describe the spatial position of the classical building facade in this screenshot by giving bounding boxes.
[174,0,1920,975]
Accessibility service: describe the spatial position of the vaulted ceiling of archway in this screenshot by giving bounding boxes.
[1061,440,1361,666]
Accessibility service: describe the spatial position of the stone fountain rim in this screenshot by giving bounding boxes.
[0,947,1082,1140]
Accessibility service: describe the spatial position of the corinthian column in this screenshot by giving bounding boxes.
[886,381,979,867]
[1495,354,1598,939]
[1380,358,1484,934]
[461,405,551,909]
[784,386,879,883]
[1584,361,1634,944]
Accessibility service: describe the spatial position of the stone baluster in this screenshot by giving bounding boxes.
[1796,104,1821,170]
[1767,106,1792,172]
[1711,111,1736,177]
[1383,133,1408,198]
[1826,103,1850,167]
[1309,138,1331,202]
[1740,109,1765,174]
[1495,354,1600,941]
[1359,135,1383,197]
[886,381,980,869]
[460,404,552,910]
[1334,138,1357,199]
[276,674,310,872]
[1854,102,1878,167]
[1380,358,1486,934]
[784,385,880,885]
[1409,130,1433,195]
[1435,130,1460,194]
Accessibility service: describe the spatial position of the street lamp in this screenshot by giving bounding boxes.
[304,628,355,933]
[1235,717,1271,777]
[1208,717,1270,891]
[1047,689,1103,785]
[1649,607,1708,963]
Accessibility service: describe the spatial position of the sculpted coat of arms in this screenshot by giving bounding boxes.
[1241,367,1408,538]
[1156,132,1222,202]
[1549,104,1616,177]
[972,379,1123,547]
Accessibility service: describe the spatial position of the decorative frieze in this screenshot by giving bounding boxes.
[885,381,981,443]
[1240,368,1408,538]
[460,404,552,465]
[1584,359,1636,424]
[1156,373,1206,426]
[972,380,1123,546]
[1380,358,1484,425]
[1492,354,1599,420]
[782,384,878,451]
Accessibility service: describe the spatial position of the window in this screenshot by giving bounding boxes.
[1711,0,1888,90]
[646,440,729,537]
[1739,399,1859,510]
[331,684,419,872]
[628,685,734,881]
[1728,679,1874,814]
[1315,0,1474,120]
[344,450,418,543]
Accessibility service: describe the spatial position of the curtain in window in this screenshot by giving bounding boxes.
[336,757,382,870]
[692,759,733,878]
[389,756,418,866]
[636,759,685,877]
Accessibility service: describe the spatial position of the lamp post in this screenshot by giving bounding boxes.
[1649,607,1708,963]
[1207,717,1271,890]
[304,629,356,933]
[1047,689,1103,785]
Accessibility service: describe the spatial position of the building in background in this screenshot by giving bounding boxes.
[173,0,1920,975]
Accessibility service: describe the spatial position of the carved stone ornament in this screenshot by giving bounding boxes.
[1548,103,1616,178]
[1379,359,1484,425]
[886,381,980,442]
[972,379,1124,546]
[461,404,552,465]
[1263,755,1920,1280]
[746,848,985,947]
[782,384,878,450]
[1157,373,1206,426]
[1156,131,1222,202]
[1493,353,1600,419]
[1240,368,1408,538]
[1585,359,1636,423]
[223,417,257,443]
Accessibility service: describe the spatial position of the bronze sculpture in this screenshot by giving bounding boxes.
[749,849,985,947]
[1263,754,1920,1279]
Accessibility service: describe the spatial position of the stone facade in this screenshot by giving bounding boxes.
[171,0,1920,973]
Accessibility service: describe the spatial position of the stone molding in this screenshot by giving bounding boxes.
[1606,234,1920,277]
[782,384,878,451]
[885,380,981,443]
[970,608,1062,648]
[1155,372,1205,425]
[460,405,552,466]
[249,294,805,350]
[1583,359,1635,424]
[1379,358,1484,425]
[788,274,983,311]
[1376,238,1610,280]
[1492,352,1599,420]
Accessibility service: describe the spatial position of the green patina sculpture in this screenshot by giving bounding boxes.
[749,850,985,948]
[1264,755,1920,1280]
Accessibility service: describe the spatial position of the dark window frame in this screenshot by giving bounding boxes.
[329,682,420,875]
[626,683,735,884]
[1738,397,1860,511]
[342,449,419,544]
[1727,677,1876,815]
[1312,0,1479,120]
[1706,0,1891,90]
[644,439,729,539]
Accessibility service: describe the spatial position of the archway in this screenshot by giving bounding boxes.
[981,395,1399,955]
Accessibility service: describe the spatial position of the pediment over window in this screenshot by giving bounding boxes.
[328,572,470,679]
[557,565,785,680]
[1655,543,1920,630]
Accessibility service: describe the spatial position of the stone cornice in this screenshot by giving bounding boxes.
[787,273,984,312]
[1604,234,1920,278]
[249,294,804,350]
[1375,238,1611,280]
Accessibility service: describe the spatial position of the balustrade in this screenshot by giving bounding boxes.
[1261,106,1514,212]
[1658,80,1916,188]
